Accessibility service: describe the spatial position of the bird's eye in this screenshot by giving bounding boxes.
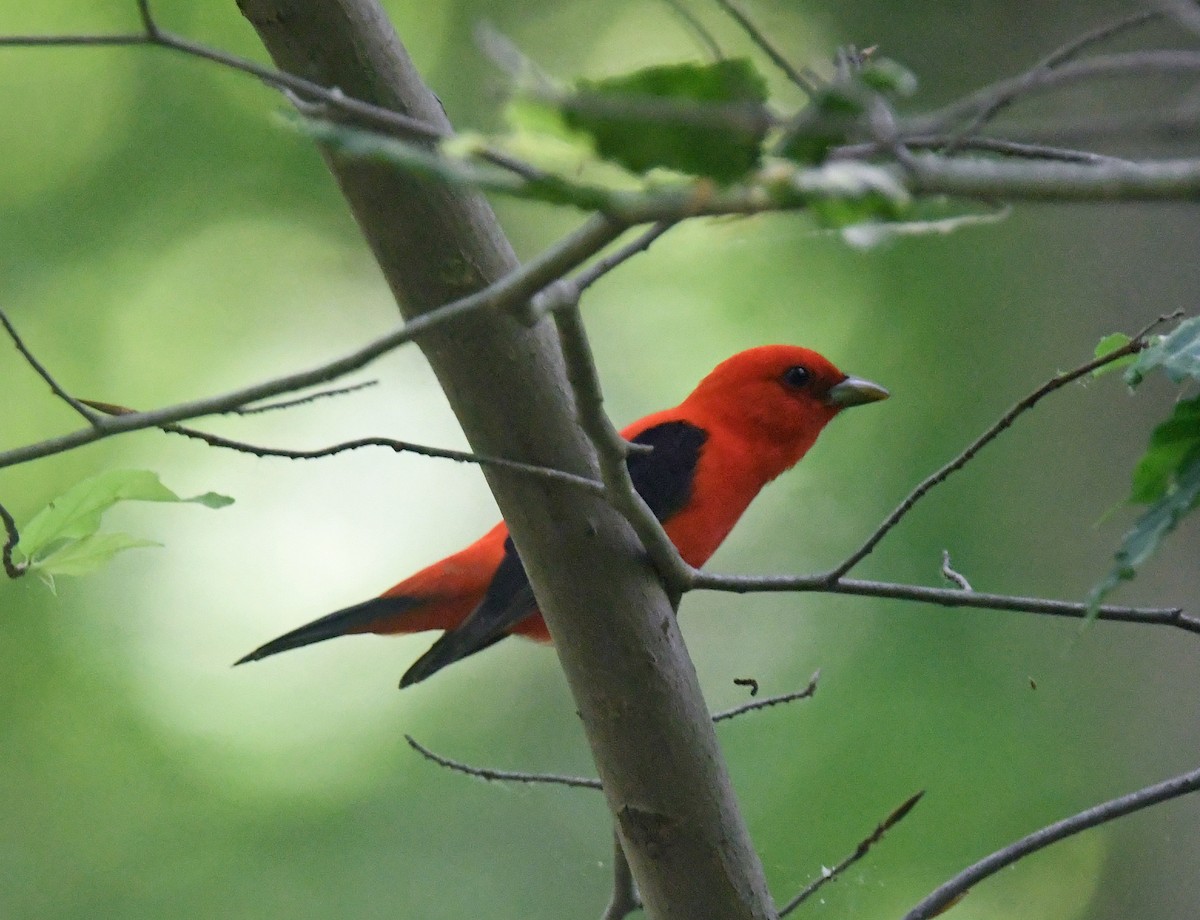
[782,366,811,389]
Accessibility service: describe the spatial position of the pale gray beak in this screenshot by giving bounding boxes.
[826,375,890,408]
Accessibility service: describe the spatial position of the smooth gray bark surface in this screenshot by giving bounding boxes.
[236,1,777,918]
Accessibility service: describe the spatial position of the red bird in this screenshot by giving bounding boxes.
[237,346,887,686]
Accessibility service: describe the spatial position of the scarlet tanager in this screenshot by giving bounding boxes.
[237,346,888,687]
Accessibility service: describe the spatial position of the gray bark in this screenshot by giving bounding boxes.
[236,2,777,917]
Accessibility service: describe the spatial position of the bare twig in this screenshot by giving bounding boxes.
[708,0,819,96]
[552,303,694,596]
[831,135,1128,165]
[712,671,819,722]
[905,150,1200,202]
[1001,100,1200,144]
[1149,0,1200,41]
[908,50,1200,137]
[2,2,540,181]
[658,0,722,61]
[0,500,25,579]
[2,2,441,140]
[826,319,1169,580]
[0,307,100,425]
[406,675,824,799]
[529,222,678,322]
[405,735,602,790]
[570,222,679,297]
[692,571,1200,635]
[940,550,972,591]
[0,215,626,473]
[603,829,642,920]
[309,116,1200,216]
[78,401,605,494]
[939,11,1163,148]
[902,765,1200,920]
[236,380,378,414]
[779,790,924,917]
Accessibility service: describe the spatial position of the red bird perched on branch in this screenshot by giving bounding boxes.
[236,346,888,687]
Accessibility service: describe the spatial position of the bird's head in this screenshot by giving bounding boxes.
[681,345,888,470]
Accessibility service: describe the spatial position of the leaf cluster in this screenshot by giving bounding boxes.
[1092,318,1200,609]
[13,470,231,587]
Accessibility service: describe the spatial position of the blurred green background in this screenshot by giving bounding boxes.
[1,1,1198,918]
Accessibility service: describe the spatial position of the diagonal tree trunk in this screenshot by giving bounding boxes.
[236,2,776,917]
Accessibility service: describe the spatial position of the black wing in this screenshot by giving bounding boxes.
[625,420,708,521]
[399,420,707,687]
[400,536,534,686]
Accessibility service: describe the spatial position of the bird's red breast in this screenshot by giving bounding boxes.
[236,345,888,683]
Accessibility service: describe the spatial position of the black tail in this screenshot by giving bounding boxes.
[235,595,423,665]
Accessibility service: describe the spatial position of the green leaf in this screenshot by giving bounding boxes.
[1091,333,1135,377]
[13,471,233,578]
[1090,448,1200,613]
[1129,396,1200,503]
[29,533,161,578]
[776,86,864,166]
[793,161,911,229]
[1126,316,1200,387]
[560,59,770,183]
[858,58,918,97]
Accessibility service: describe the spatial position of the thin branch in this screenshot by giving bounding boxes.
[0,4,442,141]
[902,765,1200,920]
[4,2,541,183]
[308,116,1200,217]
[405,735,602,790]
[0,32,149,48]
[552,303,694,596]
[0,215,626,473]
[406,676,824,799]
[940,11,1163,148]
[712,671,819,722]
[658,0,723,61]
[529,220,678,320]
[78,401,605,494]
[939,550,972,591]
[236,380,378,414]
[1000,100,1200,144]
[603,829,642,920]
[0,500,25,579]
[0,307,100,425]
[905,150,1200,202]
[827,319,1167,579]
[569,221,679,297]
[908,50,1200,136]
[779,791,924,917]
[1148,0,1200,41]
[831,135,1129,165]
[708,0,819,96]
[691,572,1200,635]
[1038,11,1163,70]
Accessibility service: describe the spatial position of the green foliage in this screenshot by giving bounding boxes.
[1090,332,1134,376]
[777,57,916,166]
[14,470,232,584]
[1125,316,1200,386]
[792,161,911,230]
[560,59,770,183]
[858,58,919,96]
[1092,321,1200,610]
[1129,396,1200,503]
[1090,449,1200,612]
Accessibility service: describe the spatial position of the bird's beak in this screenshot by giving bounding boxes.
[826,376,890,408]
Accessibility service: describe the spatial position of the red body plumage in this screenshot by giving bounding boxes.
[238,346,887,684]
